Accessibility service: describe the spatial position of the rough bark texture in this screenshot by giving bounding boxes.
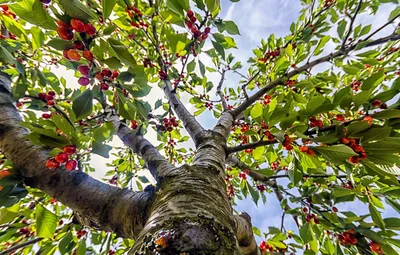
[0,72,154,239]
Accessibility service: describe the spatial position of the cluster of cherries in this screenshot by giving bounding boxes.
[350,80,361,92]
[285,80,296,87]
[258,48,281,63]
[339,137,367,164]
[337,229,358,246]
[78,65,119,89]
[205,101,214,110]
[262,95,272,105]
[282,134,294,150]
[126,6,148,29]
[156,117,179,132]
[238,169,250,180]
[57,18,96,41]
[302,207,320,224]
[300,145,316,156]
[259,241,292,255]
[38,90,57,106]
[185,10,211,40]
[46,145,78,171]
[76,229,87,239]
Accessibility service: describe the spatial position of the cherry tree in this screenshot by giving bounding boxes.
[0,0,400,254]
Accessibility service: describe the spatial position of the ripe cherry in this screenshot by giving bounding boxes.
[55,153,69,163]
[332,207,338,212]
[67,49,81,61]
[84,24,96,36]
[371,100,382,107]
[336,114,345,121]
[57,27,73,40]
[70,19,85,32]
[300,146,308,152]
[111,70,119,79]
[349,156,360,164]
[42,113,51,119]
[38,92,47,100]
[78,76,90,86]
[65,160,77,171]
[0,169,12,178]
[46,158,60,169]
[64,145,77,155]
[187,10,194,17]
[204,27,211,34]
[73,40,85,50]
[100,83,109,91]
[82,49,94,61]
[78,65,90,76]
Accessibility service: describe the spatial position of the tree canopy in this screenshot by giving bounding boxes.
[0,0,400,254]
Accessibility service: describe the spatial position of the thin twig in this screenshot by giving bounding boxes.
[342,0,363,49]
[241,71,260,100]
[363,13,400,42]
[0,238,43,255]
[216,69,228,111]
[228,139,278,154]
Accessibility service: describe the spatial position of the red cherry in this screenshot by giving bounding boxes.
[95,72,104,81]
[38,92,47,100]
[70,19,85,32]
[201,33,208,40]
[111,70,119,79]
[307,149,315,157]
[64,145,77,155]
[82,49,94,61]
[46,158,60,169]
[101,68,112,77]
[84,23,96,36]
[100,83,109,91]
[187,10,194,17]
[300,146,309,152]
[371,100,382,107]
[42,113,51,119]
[48,91,56,96]
[73,40,85,50]
[349,156,360,164]
[55,153,69,163]
[190,16,196,23]
[56,27,73,40]
[336,114,345,121]
[78,65,90,76]
[332,207,338,212]
[204,27,211,34]
[78,77,90,86]
[47,100,55,106]
[65,160,77,171]
[67,49,81,61]
[16,102,23,108]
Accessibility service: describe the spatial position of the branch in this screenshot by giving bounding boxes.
[226,155,300,228]
[216,69,228,111]
[342,0,363,49]
[231,33,400,119]
[241,71,260,100]
[0,237,43,255]
[227,139,278,154]
[363,13,400,42]
[0,72,154,239]
[163,80,206,145]
[102,104,174,179]
[234,213,261,255]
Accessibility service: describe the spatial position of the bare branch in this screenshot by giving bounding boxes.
[102,103,174,179]
[232,33,400,119]
[342,0,363,49]
[0,238,43,255]
[363,13,400,42]
[216,69,228,111]
[0,72,154,239]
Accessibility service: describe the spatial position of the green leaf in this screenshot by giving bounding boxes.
[342,65,359,74]
[76,238,86,255]
[102,0,116,20]
[362,127,391,143]
[31,27,45,51]
[92,141,112,158]
[0,46,16,64]
[337,19,347,39]
[187,60,196,73]
[332,186,355,197]
[371,109,400,119]
[47,39,74,51]
[223,20,240,35]
[206,0,220,12]
[107,38,136,68]
[346,121,370,136]
[166,0,185,15]
[0,203,19,224]
[312,145,358,165]
[314,36,330,56]
[250,102,263,119]
[388,6,400,21]
[58,0,97,21]
[384,218,400,230]
[10,0,57,30]
[59,232,74,255]
[51,114,76,139]
[36,204,57,238]
[252,146,265,161]
[362,70,385,90]
[369,203,385,230]
[72,89,93,120]
[211,40,225,59]
[247,183,259,205]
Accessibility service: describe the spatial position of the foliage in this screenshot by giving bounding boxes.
[0,0,400,254]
